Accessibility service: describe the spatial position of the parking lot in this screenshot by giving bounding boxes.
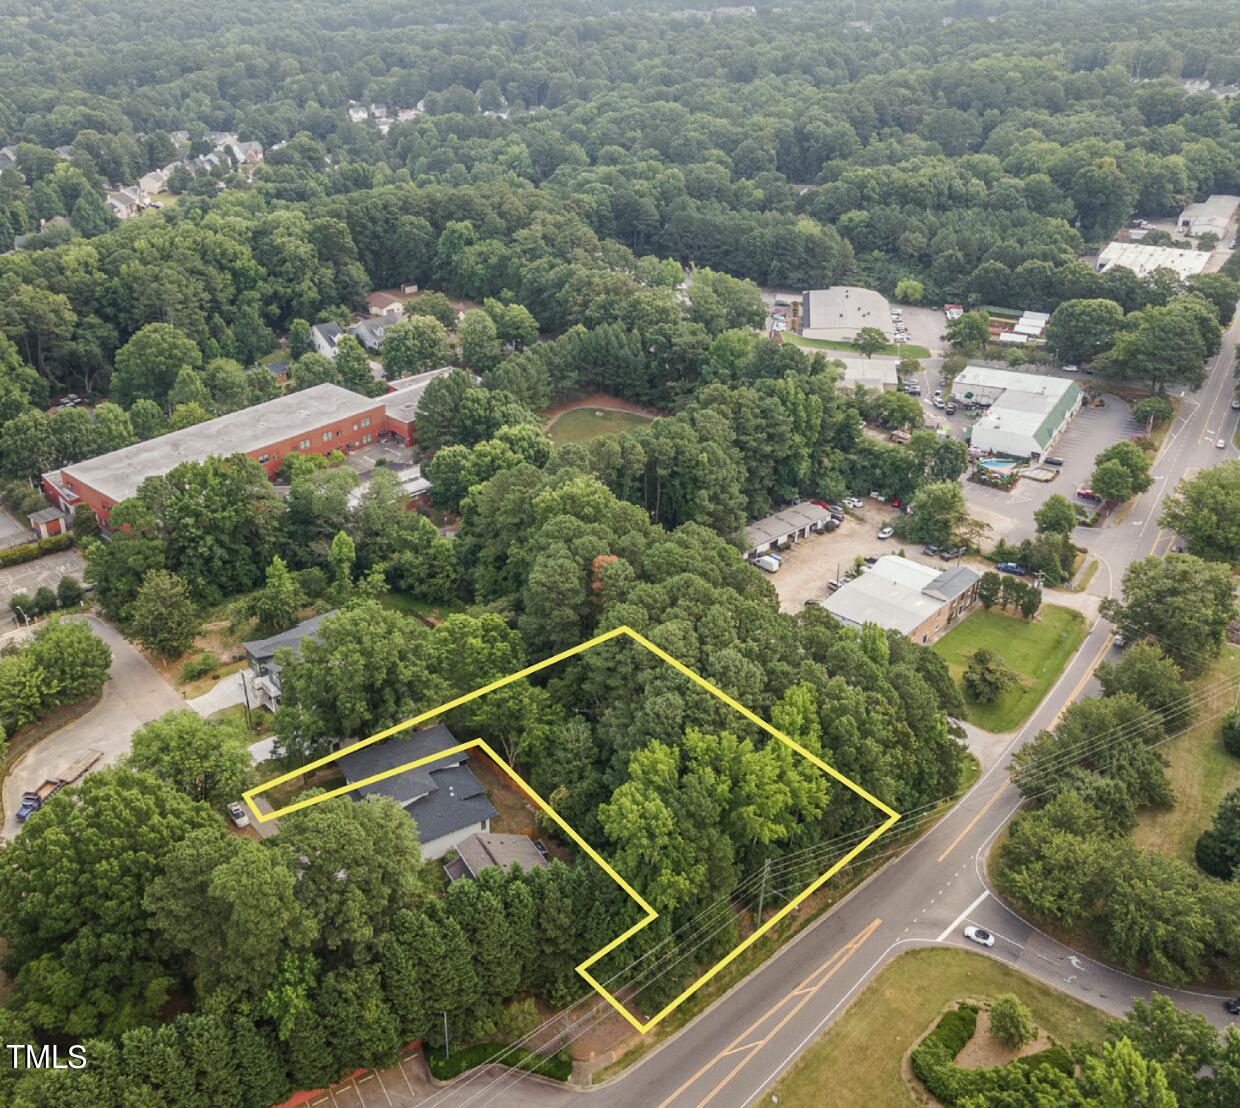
[768,501,961,612]
[300,1048,435,1108]
[961,397,1143,541]
[0,549,86,626]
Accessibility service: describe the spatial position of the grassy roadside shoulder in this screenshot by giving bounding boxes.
[766,947,1110,1108]
[590,753,980,1084]
[1133,647,1240,863]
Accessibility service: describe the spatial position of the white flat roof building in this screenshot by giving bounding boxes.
[951,366,1082,459]
[1178,194,1240,238]
[800,286,891,343]
[821,555,980,642]
[1096,241,1210,280]
[834,358,899,392]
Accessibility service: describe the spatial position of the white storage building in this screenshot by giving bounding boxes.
[800,286,891,343]
[951,366,1082,460]
[1177,194,1240,239]
[1096,241,1210,280]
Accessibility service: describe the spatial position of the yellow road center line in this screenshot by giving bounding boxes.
[936,776,1010,863]
[656,918,882,1108]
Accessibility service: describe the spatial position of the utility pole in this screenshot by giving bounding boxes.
[756,858,771,926]
[442,1011,450,1060]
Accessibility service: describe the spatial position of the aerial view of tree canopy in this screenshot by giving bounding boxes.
[3,0,1240,1103]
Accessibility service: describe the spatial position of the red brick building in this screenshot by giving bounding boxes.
[42,384,385,526]
[378,367,459,445]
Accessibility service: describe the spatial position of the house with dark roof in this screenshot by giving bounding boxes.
[350,317,396,351]
[311,321,343,359]
[335,725,497,859]
[241,610,336,711]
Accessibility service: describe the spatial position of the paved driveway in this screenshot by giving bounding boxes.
[2,616,183,838]
[185,671,246,717]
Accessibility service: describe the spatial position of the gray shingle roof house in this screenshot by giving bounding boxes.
[241,611,336,710]
[311,321,343,359]
[335,724,497,859]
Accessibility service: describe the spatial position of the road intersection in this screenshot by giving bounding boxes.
[407,310,1240,1107]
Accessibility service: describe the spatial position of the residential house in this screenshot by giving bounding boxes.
[350,317,396,351]
[311,321,343,359]
[138,169,167,195]
[335,725,498,859]
[367,291,403,317]
[445,832,549,882]
[0,145,16,174]
[241,611,335,711]
[348,105,369,123]
[228,140,264,165]
[105,188,143,219]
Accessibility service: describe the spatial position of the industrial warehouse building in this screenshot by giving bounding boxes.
[821,555,980,643]
[42,384,383,525]
[42,373,459,526]
[1177,194,1240,239]
[835,358,899,391]
[951,366,1082,460]
[1095,241,1210,280]
[800,286,891,343]
[743,503,834,557]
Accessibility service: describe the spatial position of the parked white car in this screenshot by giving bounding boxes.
[227,802,250,829]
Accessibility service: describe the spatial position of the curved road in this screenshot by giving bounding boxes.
[408,310,1240,1108]
[1,616,183,839]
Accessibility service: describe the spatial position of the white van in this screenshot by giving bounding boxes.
[754,555,780,573]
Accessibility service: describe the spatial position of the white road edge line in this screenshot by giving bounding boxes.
[936,890,989,943]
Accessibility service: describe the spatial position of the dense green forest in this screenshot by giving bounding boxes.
[3,1,1240,1104]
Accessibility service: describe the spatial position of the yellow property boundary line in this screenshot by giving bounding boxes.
[244,625,900,1033]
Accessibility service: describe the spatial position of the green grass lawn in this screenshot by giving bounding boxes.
[1133,647,1240,864]
[545,407,654,444]
[768,947,1110,1108]
[784,333,931,359]
[933,605,1088,733]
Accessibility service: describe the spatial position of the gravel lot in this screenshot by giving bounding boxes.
[769,501,948,612]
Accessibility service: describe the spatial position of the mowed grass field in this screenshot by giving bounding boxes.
[767,948,1110,1108]
[784,333,931,359]
[933,604,1087,733]
[1134,647,1240,863]
[545,407,654,444]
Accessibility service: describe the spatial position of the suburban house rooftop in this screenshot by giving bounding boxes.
[335,724,497,853]
[46,384,378,505]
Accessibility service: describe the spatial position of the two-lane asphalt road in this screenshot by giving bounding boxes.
[380,308,1240,1108]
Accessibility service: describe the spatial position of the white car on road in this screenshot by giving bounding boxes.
[963,925,995,948]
